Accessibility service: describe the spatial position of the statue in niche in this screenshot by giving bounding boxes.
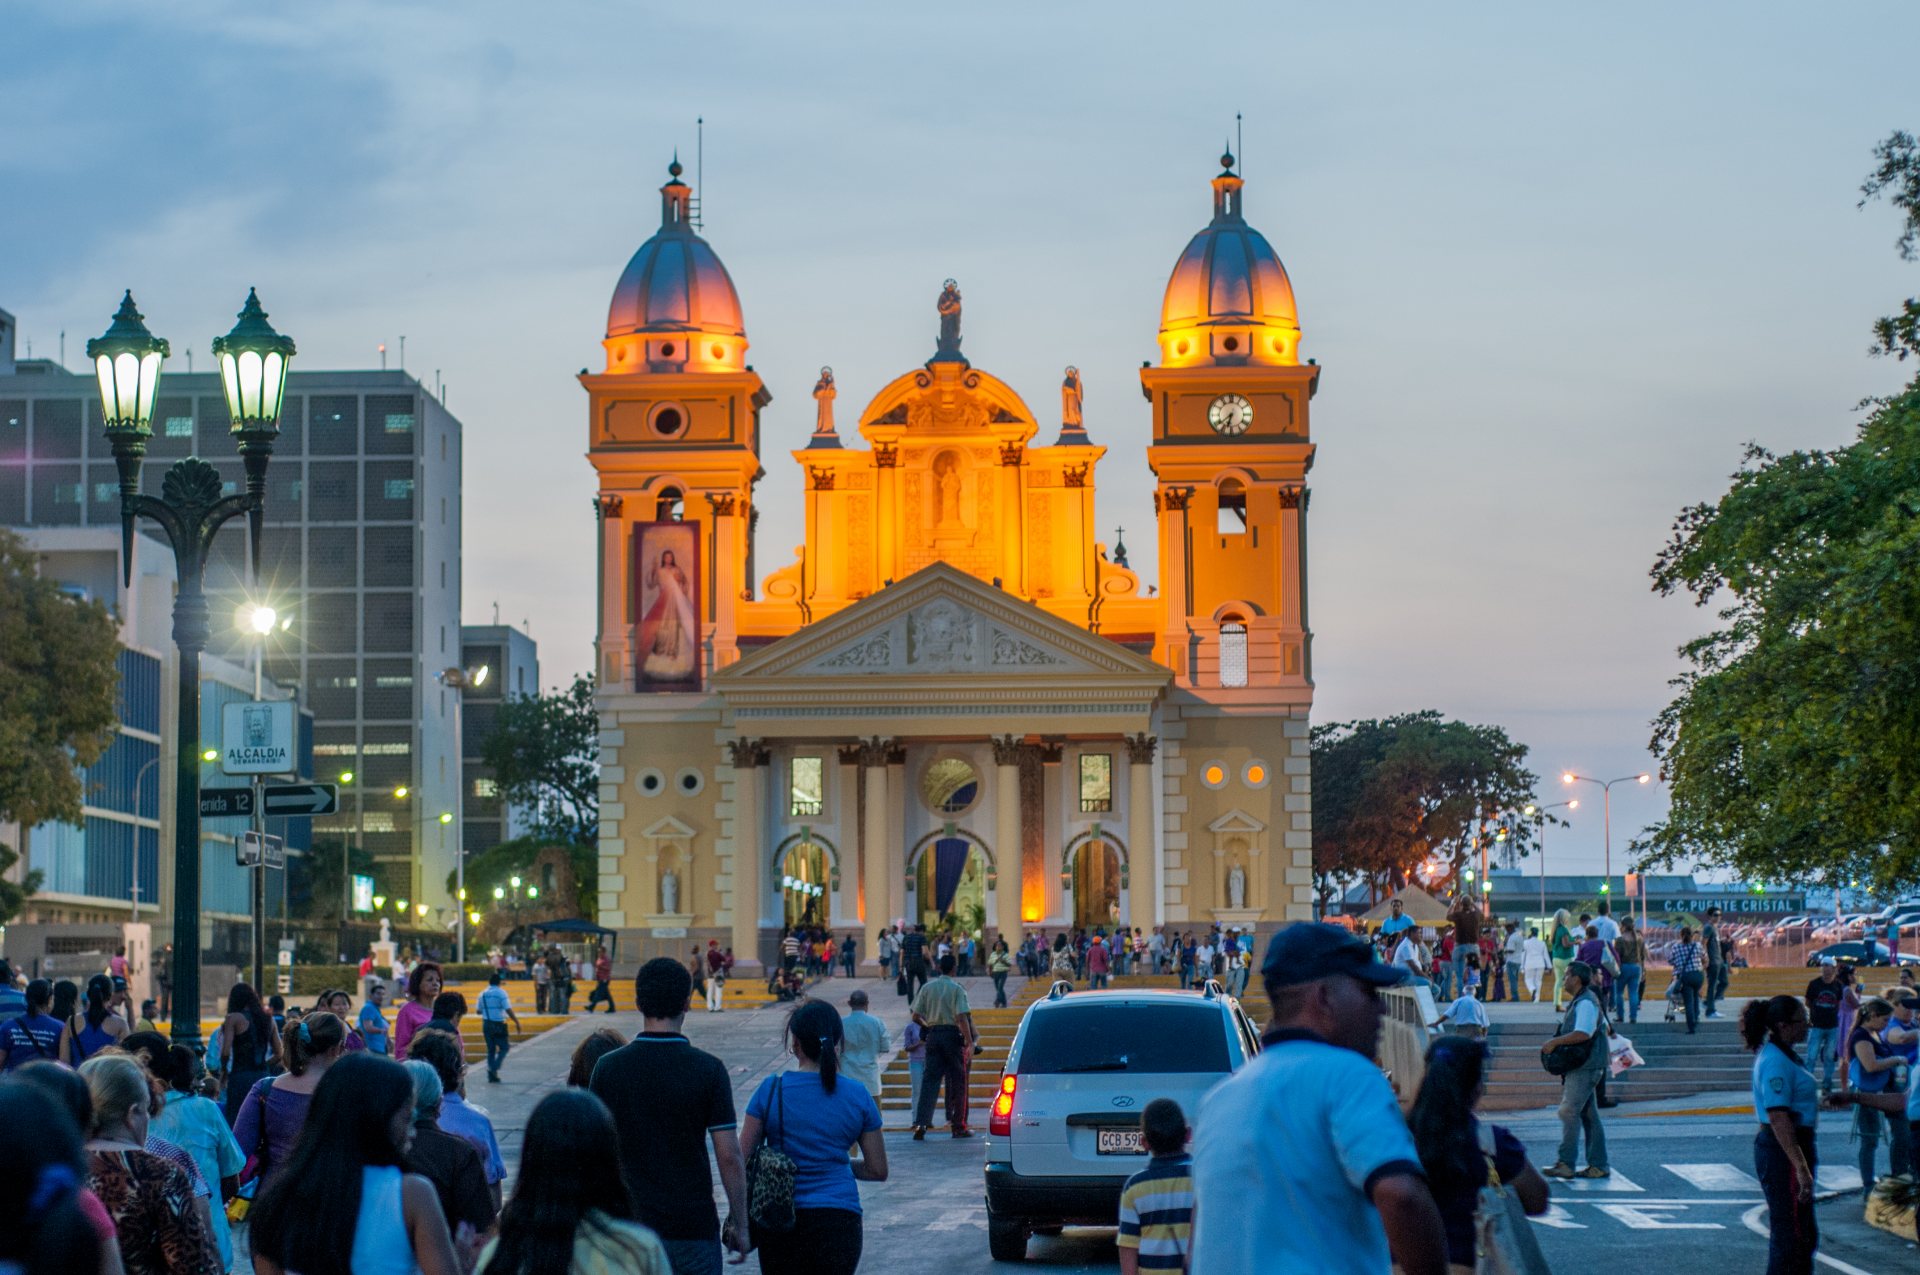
[1228,863,1247,911]
[812,366,836,434]
[1061,366,1084,428]
[379,917,391,944]
[935,279,963,356]
[934,452,962,526]
[661,867,681,915]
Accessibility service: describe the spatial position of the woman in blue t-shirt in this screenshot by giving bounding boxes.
[741,999,888,1275]
[1408,1036,1549,1268]
[1845,998,1911,1196]
[1742,994,1820,1271]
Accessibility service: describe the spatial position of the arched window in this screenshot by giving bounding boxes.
[1219,616,1248,687]
[655,486,684,521]
[1217,478,1247,534]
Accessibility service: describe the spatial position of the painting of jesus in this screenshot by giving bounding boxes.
[633,521,700,690]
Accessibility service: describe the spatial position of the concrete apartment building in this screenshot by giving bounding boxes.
[0,306,464,921]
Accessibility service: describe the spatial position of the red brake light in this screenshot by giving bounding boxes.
[989,1072,1016,1136]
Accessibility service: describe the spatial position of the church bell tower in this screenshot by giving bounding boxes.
[1141,152,1317,700]
[584,158,771,688]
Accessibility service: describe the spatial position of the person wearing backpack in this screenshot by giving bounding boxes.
[1538,960,1612,1180]
[1410,1036,1549,1272]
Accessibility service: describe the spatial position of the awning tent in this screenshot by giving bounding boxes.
[1359,886,1451,928]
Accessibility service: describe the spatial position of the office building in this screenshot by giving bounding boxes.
[458,624,541,858]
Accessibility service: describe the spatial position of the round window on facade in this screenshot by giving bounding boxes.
[1201,761,1228,790]
[637,768,665,797]
[649,402,688,439]
[1242,760,1270,789]
[675,767,705,796]
[920,756,981,815]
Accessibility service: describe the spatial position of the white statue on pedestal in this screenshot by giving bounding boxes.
[661,869,680,915]
[1228,864,1247,911]
[379,917,392,944]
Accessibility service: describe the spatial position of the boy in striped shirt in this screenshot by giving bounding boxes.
[1117,1097,1195,1273]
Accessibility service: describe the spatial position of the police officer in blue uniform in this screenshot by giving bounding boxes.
[1741,994,1818,1273]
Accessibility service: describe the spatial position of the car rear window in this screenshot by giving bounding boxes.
[1018,1003,1231,1074]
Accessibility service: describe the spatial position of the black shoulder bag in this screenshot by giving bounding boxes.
[747,1075,797,1233]
[1542,992,1609,1077]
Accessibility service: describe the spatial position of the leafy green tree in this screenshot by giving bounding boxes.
[0,529,122,923]
[1311,711,1543,907]
[0,842,42,929]
[478,673,598,847]
[445,834,596,920]
[293,835,376,921]
[1861,130,1920,360]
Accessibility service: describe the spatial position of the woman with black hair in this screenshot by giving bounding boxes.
[0,1076,117,1275]
[739,999,888,1275]
[478,1089,667,1275]
[1842,997,1911,1196]
[1742,994,1819,1273]
[249,1052,459,1275]
[61,973,130,1066]
[564,1027,628,1089]
[396,961,446,1060]
[218,983,280,1123]
[52,977,81,1025]
[1408,1036,1548,1271]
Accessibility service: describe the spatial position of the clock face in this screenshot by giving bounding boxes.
[1207,393,1253,435]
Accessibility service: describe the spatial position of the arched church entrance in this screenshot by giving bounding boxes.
[911,837,990,936]
[780,840,829,929]
[1071,839,1121,932]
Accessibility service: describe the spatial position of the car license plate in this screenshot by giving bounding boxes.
[1097,1128,1145,1155]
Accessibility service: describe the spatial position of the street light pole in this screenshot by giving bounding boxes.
[1560,771,1651,899]
[91,290,293,1051]
[1524,800,1578,920]
[131,754,161,924]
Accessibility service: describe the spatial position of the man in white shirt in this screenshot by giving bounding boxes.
[1432,994,1490,1040]
[1500,921,1527,1004]
[1521,929,1550,1002]
[1592,901,1621,943]
[1195,938,1217,982]
[1391,931,1428,981]
[838,989,892,1099]
[1148,928,1167,973]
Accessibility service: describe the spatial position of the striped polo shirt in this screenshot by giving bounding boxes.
[1117,1152,1195,1271]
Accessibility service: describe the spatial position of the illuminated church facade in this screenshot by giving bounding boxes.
[586,154,1319,969]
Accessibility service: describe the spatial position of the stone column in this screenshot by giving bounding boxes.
[707,493,741,669]
[860,739,894,929]
[595,494,626,686]
[874,444,899,586]
[1126,734,1157,931]
[836,745,864,923]
[998,443,1025,594]
[991,735,1024,943]
[1158,487,1194,679]
[728,739,767,971]
[885,743,908,929]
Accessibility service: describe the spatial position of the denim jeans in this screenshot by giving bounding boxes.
[1505,960,1523,1002]
[1557,1065,1610,1171]
[482,1020,510,1076]
[1705,962,1729,1014]
[1857,1104,1914,1194]
[1806,1026,1838,1091]
[992,971,1008,1008]
[1616,964,1643,1022]
[1679,968,1705,1032]
[1451,949,1470,1000]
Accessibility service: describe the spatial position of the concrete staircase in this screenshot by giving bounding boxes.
[1479,1017,1748,1111]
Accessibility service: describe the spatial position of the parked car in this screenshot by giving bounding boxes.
[1806,940,1920,968]
[982,981,1262,1262]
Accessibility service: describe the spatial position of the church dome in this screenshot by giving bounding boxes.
[602,158,748,374]
[1157,152,1300,367]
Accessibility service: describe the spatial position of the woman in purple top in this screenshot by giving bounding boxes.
[234,1011,347,1181]
[1575,926,1614,1002]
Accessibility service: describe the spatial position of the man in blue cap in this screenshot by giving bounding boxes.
[1189,923,1447,1275]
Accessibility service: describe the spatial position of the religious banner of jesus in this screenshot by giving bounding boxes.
[632,521,701,691]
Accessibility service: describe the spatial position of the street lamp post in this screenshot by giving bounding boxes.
[130,754,161,924]
[91,290,293,1051]
[1523,800,1578,919]
[1560,772,1651,900]
[437,664,488,964]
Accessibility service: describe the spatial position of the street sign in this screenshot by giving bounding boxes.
[221,700,295,774]
[237,832,285,870]
[263,783,338,817]
[199,787,256,818]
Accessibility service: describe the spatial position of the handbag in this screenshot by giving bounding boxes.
[1542,993,1608,1077]
[746,1076,797,1233]
[896,972,909,997]
[1472,1124,1552,1274]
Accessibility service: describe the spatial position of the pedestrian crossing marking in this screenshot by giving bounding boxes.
[1593,1203,1724,1230]
[1528,1204,1587,1229]
[1663,1163,1761,1191]
[1813,1166,1862,1193]
[1559,1169,1642,1192]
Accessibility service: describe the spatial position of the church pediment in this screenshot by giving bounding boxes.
[1207,809,1267,835]
[715,563,1169,691]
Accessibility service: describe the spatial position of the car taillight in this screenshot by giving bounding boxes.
[989,1072,1017,1136]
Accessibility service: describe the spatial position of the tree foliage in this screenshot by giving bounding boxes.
[477,673,598,847]
[1861,130,1920,361]
[1311,711,1544,907]
[0,841,42,928]
[444,834,597,920]
[0,528,121,831]
[292,836,377,922]
[1639,383,1920,892]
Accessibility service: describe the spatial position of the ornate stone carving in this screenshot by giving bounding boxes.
[1125,733,1158,765]
[836,744,863,767]
[998,441,1023,467]
[161,458,224,512]
[1036,738,1064,767]
[991,629,1064,666]
[856,737,896,769]
[1162,486,1193,511]
[1278,486,1303,510]
[726,738,769,769]
[872,406,908,427]
[820,633,892,669]
[990,734,1025,767]
[594,492,623,520]
[808,466,836,491]
[872,443,898,469]
[908,599,977,668]
[1063,463,1089,489]
[705,491,737,517]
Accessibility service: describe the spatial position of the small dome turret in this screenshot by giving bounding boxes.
[1157,152,1300,367]
[603,156,748,374]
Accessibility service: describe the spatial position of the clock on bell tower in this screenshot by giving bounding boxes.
[1142,151,1317,700]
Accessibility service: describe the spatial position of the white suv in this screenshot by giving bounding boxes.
[981,981,1261,1262]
